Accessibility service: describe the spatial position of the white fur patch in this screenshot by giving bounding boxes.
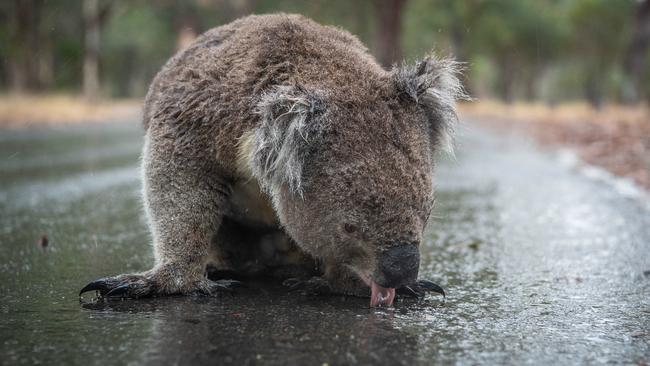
[250,86,323,197]
[236,130,256,179]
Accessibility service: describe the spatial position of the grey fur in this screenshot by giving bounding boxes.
[80,14,467,300]
[394,56,469,155]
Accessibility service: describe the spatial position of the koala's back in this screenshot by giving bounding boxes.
[142,14,386,175]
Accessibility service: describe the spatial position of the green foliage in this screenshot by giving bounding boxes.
[564,0,634,103]
[103,3,176,96]
[0,0,644,103]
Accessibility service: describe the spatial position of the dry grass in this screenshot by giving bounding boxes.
[0,94,141,127]
[460,100,649,126]
[460,100,650,190]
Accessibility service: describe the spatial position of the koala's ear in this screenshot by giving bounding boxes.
[249,85,326,195]
[394,55,469,155]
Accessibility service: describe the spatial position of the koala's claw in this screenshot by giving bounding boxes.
[397,280,446,299]
[79,277,146,298]
[79,278,113,297]
[282,277,332,295]
[282,278,303,289]
[79,274,155,299]
[399,285,419,298]
[104,284,130,297]
[80,273,244,300]
[196,279,244,296]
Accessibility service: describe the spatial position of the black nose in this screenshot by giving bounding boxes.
[375,244,420,288]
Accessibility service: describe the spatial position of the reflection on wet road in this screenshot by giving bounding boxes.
[0,120,648,365]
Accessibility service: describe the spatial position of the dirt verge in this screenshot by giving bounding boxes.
[0,95,141,127]
[460,101,650,190]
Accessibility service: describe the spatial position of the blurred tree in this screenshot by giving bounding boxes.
[103,3,175,97]
[374,0,407,67]
[169,0,202,51]
[230,0,257,18]
[4,0,51,92]
[470,0,564,102]
[83,0,99,100]
[403,0,481,95]
[0,7,7,89]
[444,0,481,97]
[0,0,644,106]
[624,0,650,103]
[82,0,111,101]
[568,0,632,107]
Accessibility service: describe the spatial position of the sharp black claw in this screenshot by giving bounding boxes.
[400,285,420,298]
[79,279,108,296]
[282,278,305,291]
[105,284,130,298]
[220,279,245,288]
[282,277,330,294]
[282,278,301,287]
[418,280,446,298]
[288,282,306,291]
[213,284,235,293]
[198,279,244,295]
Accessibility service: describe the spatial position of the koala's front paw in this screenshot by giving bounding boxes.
[79,268,243,299]
[397,279,446,300]
[282,276,332,295]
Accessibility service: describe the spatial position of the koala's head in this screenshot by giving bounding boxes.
[246,55,467,305]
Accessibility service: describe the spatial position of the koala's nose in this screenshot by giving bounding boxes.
[375,244,420,288]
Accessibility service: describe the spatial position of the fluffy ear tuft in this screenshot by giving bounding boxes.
[394,55,470,155]
[250,85,326,196]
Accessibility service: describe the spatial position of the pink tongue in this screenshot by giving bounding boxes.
[370,281,396,307]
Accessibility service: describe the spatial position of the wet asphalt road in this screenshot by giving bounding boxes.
[0,120,648,365]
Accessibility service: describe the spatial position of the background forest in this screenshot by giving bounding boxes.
[1,0,649,107]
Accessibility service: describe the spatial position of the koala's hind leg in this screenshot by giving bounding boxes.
[80,131,241,299]
[206,218,321,281]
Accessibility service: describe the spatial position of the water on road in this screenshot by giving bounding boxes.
[0,120,648,365]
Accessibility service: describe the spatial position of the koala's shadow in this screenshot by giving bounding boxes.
[81,282,436,365]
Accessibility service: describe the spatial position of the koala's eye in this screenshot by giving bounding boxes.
[344,223,357,233]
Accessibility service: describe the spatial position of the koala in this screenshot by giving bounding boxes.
[80,14,466,307]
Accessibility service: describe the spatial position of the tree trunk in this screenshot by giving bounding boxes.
[173,0,201,52]
[83,0,101,101]
[624,0,650,103]
[231,0,256,18]
[497,56,516,103]
[37,34,54,89]
[351,0,372,42]
[373,0,407,68]
[523,63,540,101]
[8,0,44,93]
[585,73,604,109]
[450,24,473,96]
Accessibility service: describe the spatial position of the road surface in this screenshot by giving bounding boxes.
[0,120,648,365]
